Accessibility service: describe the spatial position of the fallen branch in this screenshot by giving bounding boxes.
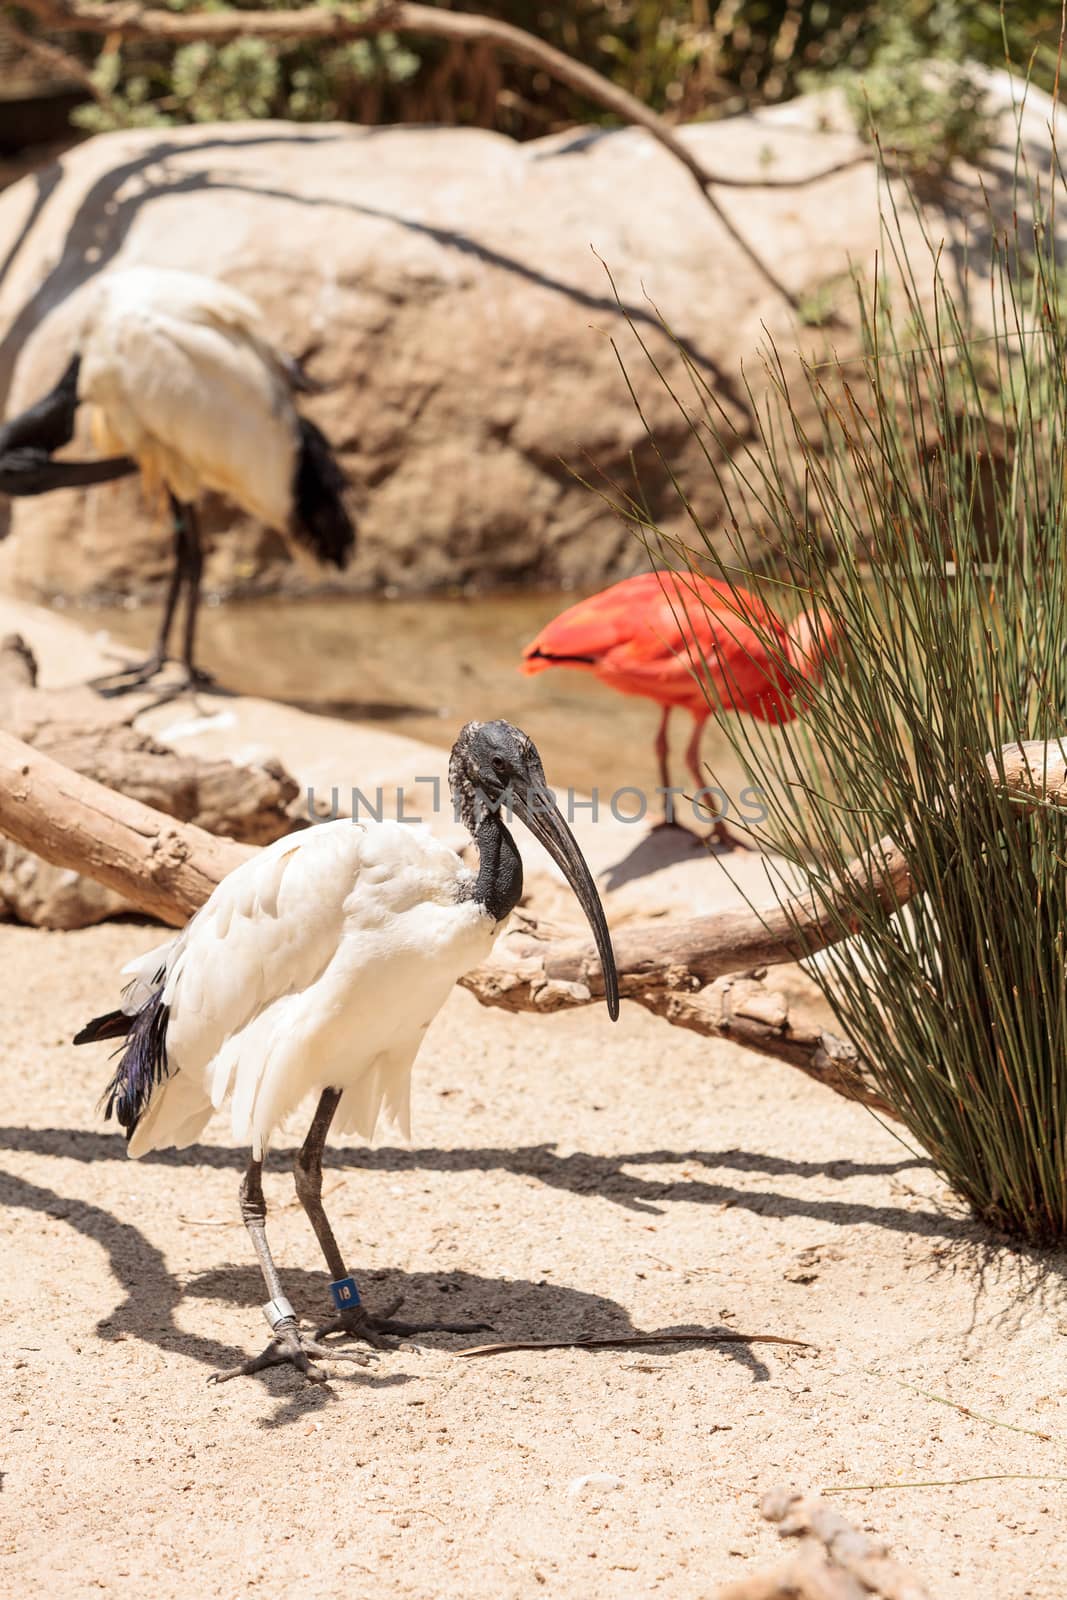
[465,739,1067,1016]
[473,916,891,1114]
[8,0,869,311]
[0,636,299,927]
[1,727,1063,1116]
[0,639,299,850]
[716,1488,932,1600]
[0,728,248,928]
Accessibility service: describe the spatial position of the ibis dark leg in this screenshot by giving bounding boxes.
[295,1088,491,1346]
[211,1155,376,1386]
[91,497,217,700]
[91,505,187,695]
[685,715,749,848]
[175,499,215,690]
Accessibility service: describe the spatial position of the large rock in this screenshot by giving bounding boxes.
[0,73,1056,601]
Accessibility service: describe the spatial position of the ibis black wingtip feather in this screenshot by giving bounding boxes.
[98,990,171,1138]
[73,1008,132,1046]
[292,415,356,570]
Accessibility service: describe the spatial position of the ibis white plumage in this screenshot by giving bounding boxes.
[0,265,355,697]
[75,720,620,1385]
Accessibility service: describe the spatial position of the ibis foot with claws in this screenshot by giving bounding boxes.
[706,818,758,852]
[93,660,220,711]
[210,1316,376,1386]
[90,653,168,696]
[315,1297,492,1349]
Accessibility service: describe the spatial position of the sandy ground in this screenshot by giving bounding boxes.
[1,598,1066,1596]
[2,916,1066,1599]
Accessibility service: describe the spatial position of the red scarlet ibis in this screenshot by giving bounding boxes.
[521,570,834,841]
[75,720,619,1385]
[0,266,355,699]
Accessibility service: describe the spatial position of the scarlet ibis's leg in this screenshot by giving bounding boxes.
[684,714,706,794]
[654,705,672,793]
[210,1155,376,1386]
[686,716,752,848]
[295,1089,490,1346]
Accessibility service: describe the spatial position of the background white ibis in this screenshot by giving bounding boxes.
[0,265,355,698]
[75,720,619,1385]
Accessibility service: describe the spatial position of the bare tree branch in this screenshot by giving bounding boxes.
[0,8,105,100]
[463,738,1067,1017]
[9,0,867,311]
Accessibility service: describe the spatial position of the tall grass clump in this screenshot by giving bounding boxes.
[614,127,1067,1242]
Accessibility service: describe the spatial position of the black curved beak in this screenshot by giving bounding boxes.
[511,784,620,1021]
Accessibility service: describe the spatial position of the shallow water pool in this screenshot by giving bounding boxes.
[88,590,757,810]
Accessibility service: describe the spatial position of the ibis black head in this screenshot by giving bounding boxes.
[449,720,544,821]
[450,720,620,1021]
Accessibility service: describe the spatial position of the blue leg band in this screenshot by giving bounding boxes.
[329,1275,361,1311]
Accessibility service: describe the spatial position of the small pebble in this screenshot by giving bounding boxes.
[566,1473,624,1499]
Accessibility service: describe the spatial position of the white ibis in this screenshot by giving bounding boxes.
[0,265,355,697]
[75,720,620,1385]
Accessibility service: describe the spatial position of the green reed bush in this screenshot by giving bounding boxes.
[610,124,1067,1241]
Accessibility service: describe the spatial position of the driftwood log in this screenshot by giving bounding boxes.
[715,1489,931,1600]
[0,636,297,927]
[1,722,1065,1116]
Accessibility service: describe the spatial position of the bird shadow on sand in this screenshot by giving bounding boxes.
[262,693,437,724]
[5,1123,954,1234]
[598,822,719,893]
[0,1160,773,1428]
[18,1126,1064,1325]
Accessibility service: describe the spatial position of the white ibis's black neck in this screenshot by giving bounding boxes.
[470,811,523,922]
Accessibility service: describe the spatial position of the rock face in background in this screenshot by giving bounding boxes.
[0,73,1055,601]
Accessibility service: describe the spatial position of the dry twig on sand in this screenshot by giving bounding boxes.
[716,1488,931,1600]
[456,1329,813,1358]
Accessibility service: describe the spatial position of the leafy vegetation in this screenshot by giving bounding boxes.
[26,0,1061,177]
[613,132,1067,1241]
